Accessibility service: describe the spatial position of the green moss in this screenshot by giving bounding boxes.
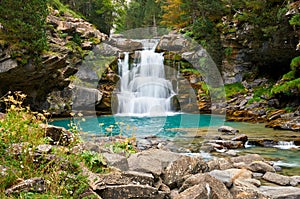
[181,68,201,75]
[271,77,300,95]
[282,71,295,81]
[224,82,247,99]
[290,56,300,73]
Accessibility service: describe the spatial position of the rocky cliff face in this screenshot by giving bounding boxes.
[0,10,107,111]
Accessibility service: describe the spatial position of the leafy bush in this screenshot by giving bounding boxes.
[80,150,109,173]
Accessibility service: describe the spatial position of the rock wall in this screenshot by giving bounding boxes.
[0,10,107,112]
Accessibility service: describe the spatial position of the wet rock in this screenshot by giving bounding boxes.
[206,140,244,149]
[259,186,300,199]
[231,134,248,144]
[163,155,207,188]
[262,172,291,186]
[176,173,233,199]
[218,125,239,134]
[248,161,276,173]
[102,152,129,171]
[225,150,238,157]
[268,109,285,121]
[127,149,182,176]
[5,177,46,195]
[230,154,265,164]
[280,116,300,131]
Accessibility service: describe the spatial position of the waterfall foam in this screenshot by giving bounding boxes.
[114,40,176,116]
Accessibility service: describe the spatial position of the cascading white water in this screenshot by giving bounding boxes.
[116,40,176,116]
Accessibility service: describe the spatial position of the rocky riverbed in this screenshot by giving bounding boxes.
[4,124,300,199]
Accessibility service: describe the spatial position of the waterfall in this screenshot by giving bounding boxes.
[274,141,299,150]
[115,40,176,116]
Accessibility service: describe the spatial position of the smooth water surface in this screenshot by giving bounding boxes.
[51,113,225,137]
[51,113,300,173]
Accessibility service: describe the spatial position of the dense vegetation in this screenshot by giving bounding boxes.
[0,0,49,58]
[0,0,299,103]
[0,92,137,198]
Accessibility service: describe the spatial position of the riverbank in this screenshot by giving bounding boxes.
[4,124,300,199]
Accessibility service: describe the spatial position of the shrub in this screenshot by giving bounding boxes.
[0,92,93,198]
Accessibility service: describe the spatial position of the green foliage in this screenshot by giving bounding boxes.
[271,78,300,95]
[0,0,49,55]
[247,85,273,104]
[49,0,84,19]
[80,150,109,173]
[271,55,300,95]
[0,92,94,198]
[109,137,137,156]
[120,0,162,31]
[282,71,295,81]
[181,68,201,75]
[290,56,300,73]
[224,47,233,57]
[224,82,247,99]
[289,13,300,26]
[59,0,126,35]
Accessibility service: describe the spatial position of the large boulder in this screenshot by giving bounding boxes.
[127,149,182,176]
[262,172,291,186]
[163,155,207,188]
[176,173,233,199]
[259,186,300,199]
[218,125,239,134]
[39,124,73,146]
[248,161,276,174]
[97,184,166,199]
